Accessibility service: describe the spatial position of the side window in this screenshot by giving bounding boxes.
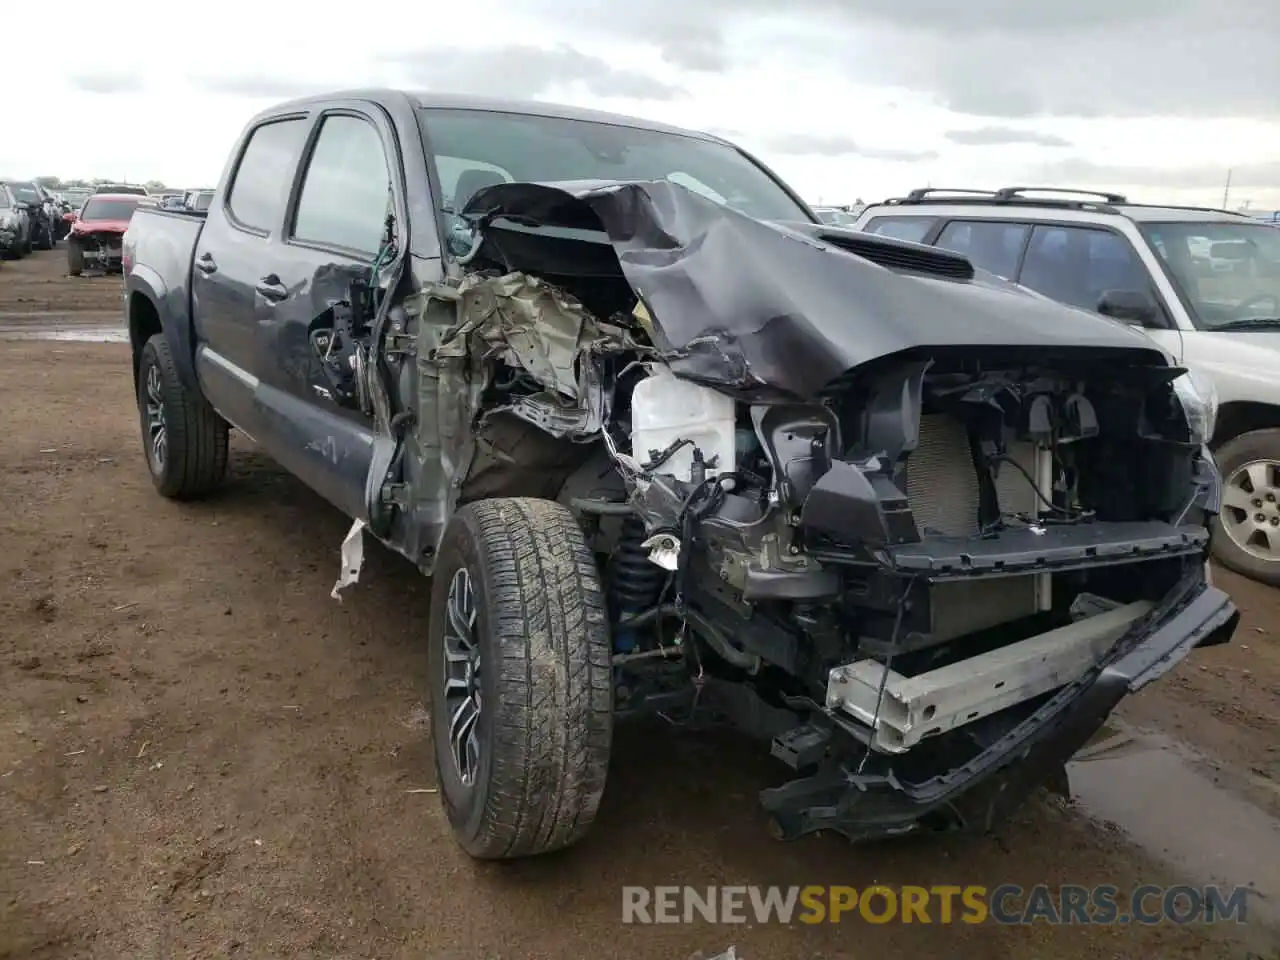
[935,220,1030,280]
[292,115,392,256]
[863,216,935,243]
[1018,225,1152,312]
[226,118,307,233]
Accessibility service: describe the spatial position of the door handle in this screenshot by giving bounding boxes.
[194,252,217,275]
[255,275,288,302]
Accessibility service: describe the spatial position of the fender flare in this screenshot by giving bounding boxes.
[126,266,200,395]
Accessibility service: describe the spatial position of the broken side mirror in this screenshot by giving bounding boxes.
[1097,288,1158,327]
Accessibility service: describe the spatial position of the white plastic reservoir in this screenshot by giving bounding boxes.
[631,367,737,482]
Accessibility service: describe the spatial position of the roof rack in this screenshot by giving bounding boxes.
[903,187,998,202]
[992,186,1129,203]
[874,187,1263,222]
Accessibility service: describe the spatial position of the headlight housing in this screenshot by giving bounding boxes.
[1173,370,1219,446]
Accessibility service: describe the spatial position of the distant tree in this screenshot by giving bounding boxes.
[144,179,167,192]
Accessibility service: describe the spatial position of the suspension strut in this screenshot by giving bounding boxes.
[606,515,666,653]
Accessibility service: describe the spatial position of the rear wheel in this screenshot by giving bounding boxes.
[1212,428,1280,586]
[427,497,613,860]
[136,333,229,499]
[34,220,52,251]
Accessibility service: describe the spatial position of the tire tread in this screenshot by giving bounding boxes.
[448,497,612,859]
[141,333,229,499]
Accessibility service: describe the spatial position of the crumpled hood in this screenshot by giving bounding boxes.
[463,179,1168,399]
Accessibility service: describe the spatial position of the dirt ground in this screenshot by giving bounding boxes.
[2,248,1279,959]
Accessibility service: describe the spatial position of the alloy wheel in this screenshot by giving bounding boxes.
[442,567,482,786]
[1221,459,1280,564]
[144,362,167,474]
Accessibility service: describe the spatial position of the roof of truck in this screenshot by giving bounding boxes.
[270,88,723,143]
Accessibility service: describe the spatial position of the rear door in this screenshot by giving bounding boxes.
[859,214,937,243]
[248,103,404,520]
[192,114,310,435]
[933,220,1032,282]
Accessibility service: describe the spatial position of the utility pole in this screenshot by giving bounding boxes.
[1222,168,1232,209]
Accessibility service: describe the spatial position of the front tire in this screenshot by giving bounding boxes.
[67,243,83,276]
[35,220,52,251]
[428,498,613,860]
[1212,428,1280,586]
[136,333,229,499]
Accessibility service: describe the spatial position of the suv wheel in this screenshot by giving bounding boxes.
[428,497,613,860]
[1212,428,1280,586]
[136,333,229,499]
[35,220,52,251]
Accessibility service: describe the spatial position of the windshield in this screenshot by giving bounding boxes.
[1142,221,1280,329]
[9,182,41,204]
[81,197,141,221]
[417,108,811,224]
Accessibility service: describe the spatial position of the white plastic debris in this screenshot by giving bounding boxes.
[641,533,681,572]
[330,518,367,601]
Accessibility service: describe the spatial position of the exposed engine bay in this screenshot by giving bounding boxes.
[69,230,125,272]
[339,180,1233,841]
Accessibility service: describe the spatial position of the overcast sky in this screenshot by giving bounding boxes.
[8,0,1278,209]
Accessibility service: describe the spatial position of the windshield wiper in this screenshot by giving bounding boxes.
[1211,317,1280,332]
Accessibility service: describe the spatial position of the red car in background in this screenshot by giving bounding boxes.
[66,194,144,276]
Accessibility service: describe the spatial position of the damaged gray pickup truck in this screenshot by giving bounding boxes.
[122,90,1239,859]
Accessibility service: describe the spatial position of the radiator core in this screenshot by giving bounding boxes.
[905,414,1043,642]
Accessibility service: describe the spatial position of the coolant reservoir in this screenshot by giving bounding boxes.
[631,367,736,482]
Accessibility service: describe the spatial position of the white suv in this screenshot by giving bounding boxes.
[853,187,1280,586]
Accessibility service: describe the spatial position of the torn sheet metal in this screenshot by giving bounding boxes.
[331,518,367,601]
[462,180,1168,399]
[437,272,596,400]
[426,271,643,441]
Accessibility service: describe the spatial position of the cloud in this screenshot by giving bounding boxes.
[946,127,1072,147]
[69,72,145,95]
[506,0,1280,120]
[1034,157,1280,193]
[760,132,937,161]
[394,44,685,101]
[190,74,335,99]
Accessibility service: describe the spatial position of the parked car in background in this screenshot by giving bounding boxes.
[51,196,74,239]
[93,183,149,196]
[853,186,1280,585]
[812,205,860,227]
[183,188,215,211]
[67,193,144,275]
[122,90,1234,861]
[63,188,93,210]
[3,180,58,249]
[0,183,33,257]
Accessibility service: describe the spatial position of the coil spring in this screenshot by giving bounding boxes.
[607,516,666,612]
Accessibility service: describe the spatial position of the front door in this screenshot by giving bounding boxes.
[249,106,403,521]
